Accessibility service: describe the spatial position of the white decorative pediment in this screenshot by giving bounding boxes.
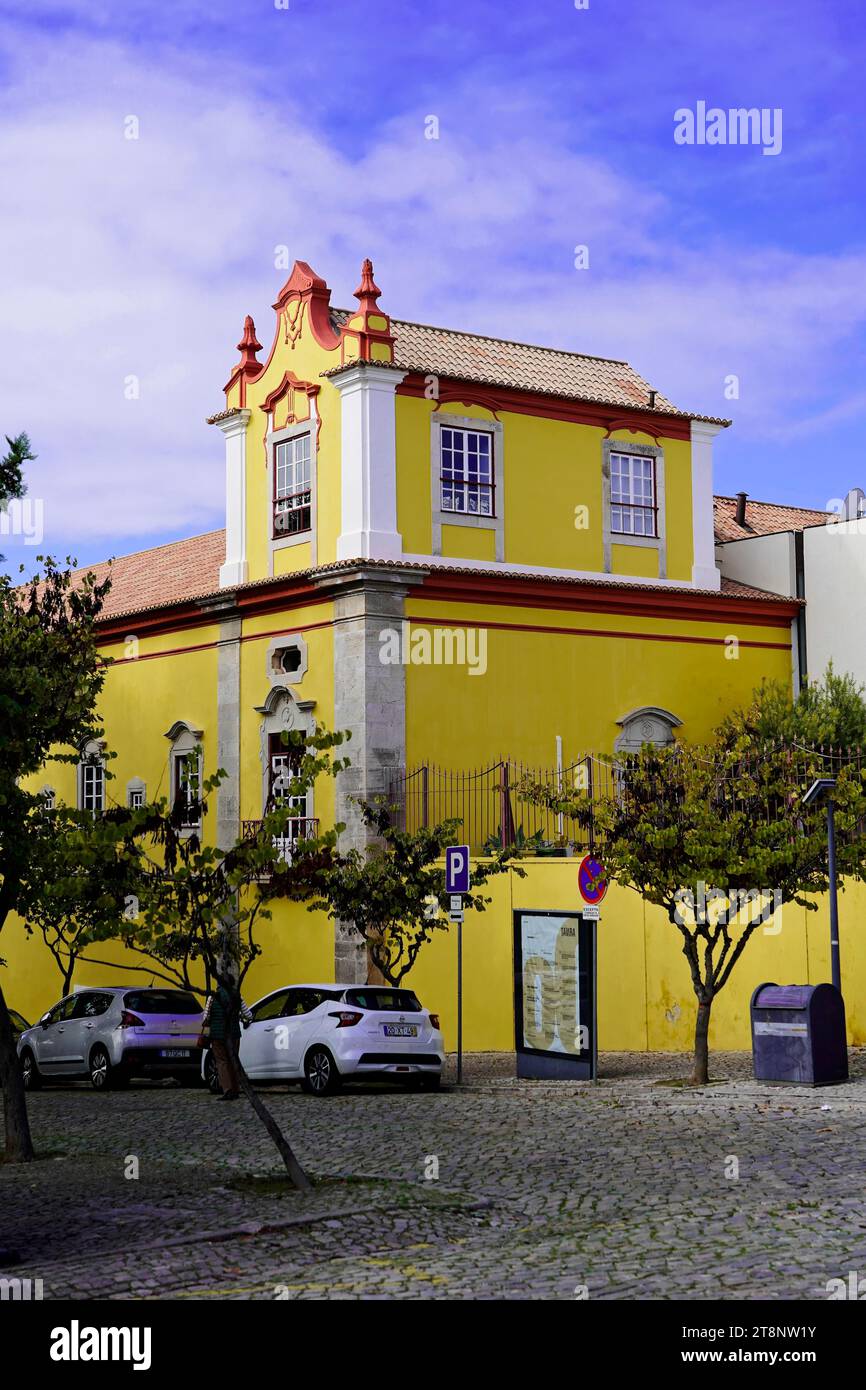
[614,706,682,753]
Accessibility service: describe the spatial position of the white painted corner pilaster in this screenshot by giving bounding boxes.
[690,421,722,591]
[216,409,251,588]
[333,364,406,561]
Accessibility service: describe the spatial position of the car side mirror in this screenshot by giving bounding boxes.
[39,1013,51,1029]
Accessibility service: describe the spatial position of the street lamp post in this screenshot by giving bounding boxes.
[802,778,841,992]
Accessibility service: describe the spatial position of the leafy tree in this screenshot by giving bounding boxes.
[310,801,520,987]
[720,665,866,750]
[521,740,866,1085]
[0,433,32,563]
[0,554,111,1161]
[18,797,144,996]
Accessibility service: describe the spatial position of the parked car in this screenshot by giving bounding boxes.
[18,986,204,1091]
[202,983,444,1097]
[8,1009,30,1040]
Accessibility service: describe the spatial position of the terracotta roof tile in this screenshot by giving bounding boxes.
[72,530,225,622]
[714,495,830,543]
[80,540,795,624]
[326,310,729,425]
[72,528,798,628]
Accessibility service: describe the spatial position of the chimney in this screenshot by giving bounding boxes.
[735,492,748,527]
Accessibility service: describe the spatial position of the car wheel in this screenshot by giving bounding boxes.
[204,1050,221,1095]
[301,1046,341,1097]
[20,1049,41,1091]
[89,1045,122,1091]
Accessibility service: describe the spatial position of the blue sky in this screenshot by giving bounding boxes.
[2,0,865,572]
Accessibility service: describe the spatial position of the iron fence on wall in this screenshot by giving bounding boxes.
[381,745,866,854]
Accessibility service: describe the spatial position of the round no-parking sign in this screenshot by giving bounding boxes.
[578,854,608,906]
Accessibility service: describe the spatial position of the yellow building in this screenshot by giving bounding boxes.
[12,258,820,1053]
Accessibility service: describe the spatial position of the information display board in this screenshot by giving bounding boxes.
[513,911,596,1080]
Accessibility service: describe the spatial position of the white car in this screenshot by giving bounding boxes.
[203,983,444,1096]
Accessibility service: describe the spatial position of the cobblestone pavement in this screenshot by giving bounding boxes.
[3,1050,866,1300]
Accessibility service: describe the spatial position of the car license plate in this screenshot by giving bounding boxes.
[384,1025,417,1037]
[160,1048,191,1058]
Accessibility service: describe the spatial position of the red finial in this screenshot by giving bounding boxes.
[237,314,262,368]
[354,258,381,313]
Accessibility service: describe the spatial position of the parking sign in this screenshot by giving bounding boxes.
[445,844,470,894]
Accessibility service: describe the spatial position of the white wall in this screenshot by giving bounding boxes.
[802,522,866,685]
[715,530,796,598]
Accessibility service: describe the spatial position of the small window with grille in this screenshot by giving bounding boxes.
[440,426,494,517]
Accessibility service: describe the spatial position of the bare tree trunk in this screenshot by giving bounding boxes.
[366,938,387,986]
[692,998,712,1085]
[227,1035,311,1192]
[0,981,34,1162]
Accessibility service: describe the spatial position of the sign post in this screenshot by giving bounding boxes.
[445,846,470,1084]
[578,853,608,911]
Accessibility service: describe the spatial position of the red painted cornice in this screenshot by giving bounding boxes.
[397,371,694,440]
[413,567,800,629]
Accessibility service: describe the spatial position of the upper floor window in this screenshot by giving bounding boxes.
[78,743,105,814]
[610,452,657,537]
[440,426,494,518]
[273,433,311,538]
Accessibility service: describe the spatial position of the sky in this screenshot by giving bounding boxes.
[1,0,865,573]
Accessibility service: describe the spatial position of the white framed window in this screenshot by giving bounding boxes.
[273,432,312,538]
[164,721,204,835]
[172,751,201,831]
[610,452,658,537]
[127,778,146,810]
[41,785,56,811]
[78,743,105,814]
[440,426,495,517]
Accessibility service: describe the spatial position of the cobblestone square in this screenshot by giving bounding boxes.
[3,1050,866,1300]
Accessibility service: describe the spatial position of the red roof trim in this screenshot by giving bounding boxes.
[397,372,694,440]
[412,568,799,629]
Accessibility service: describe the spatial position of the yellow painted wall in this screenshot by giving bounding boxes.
[440,524,496,563]
[10,864,861,1056]
[403,600,793,768]
[405,867,866,1054]
[394,398,694,580]
[611,543,659,579]
[233,323,344,583]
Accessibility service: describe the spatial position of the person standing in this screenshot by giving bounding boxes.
[208,981,243,1100]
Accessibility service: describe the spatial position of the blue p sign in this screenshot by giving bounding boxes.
[445,844,470,894]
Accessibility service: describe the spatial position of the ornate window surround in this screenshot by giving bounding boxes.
[614,706,682,754]
[254,686,317,819]
[164,720,203,835]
